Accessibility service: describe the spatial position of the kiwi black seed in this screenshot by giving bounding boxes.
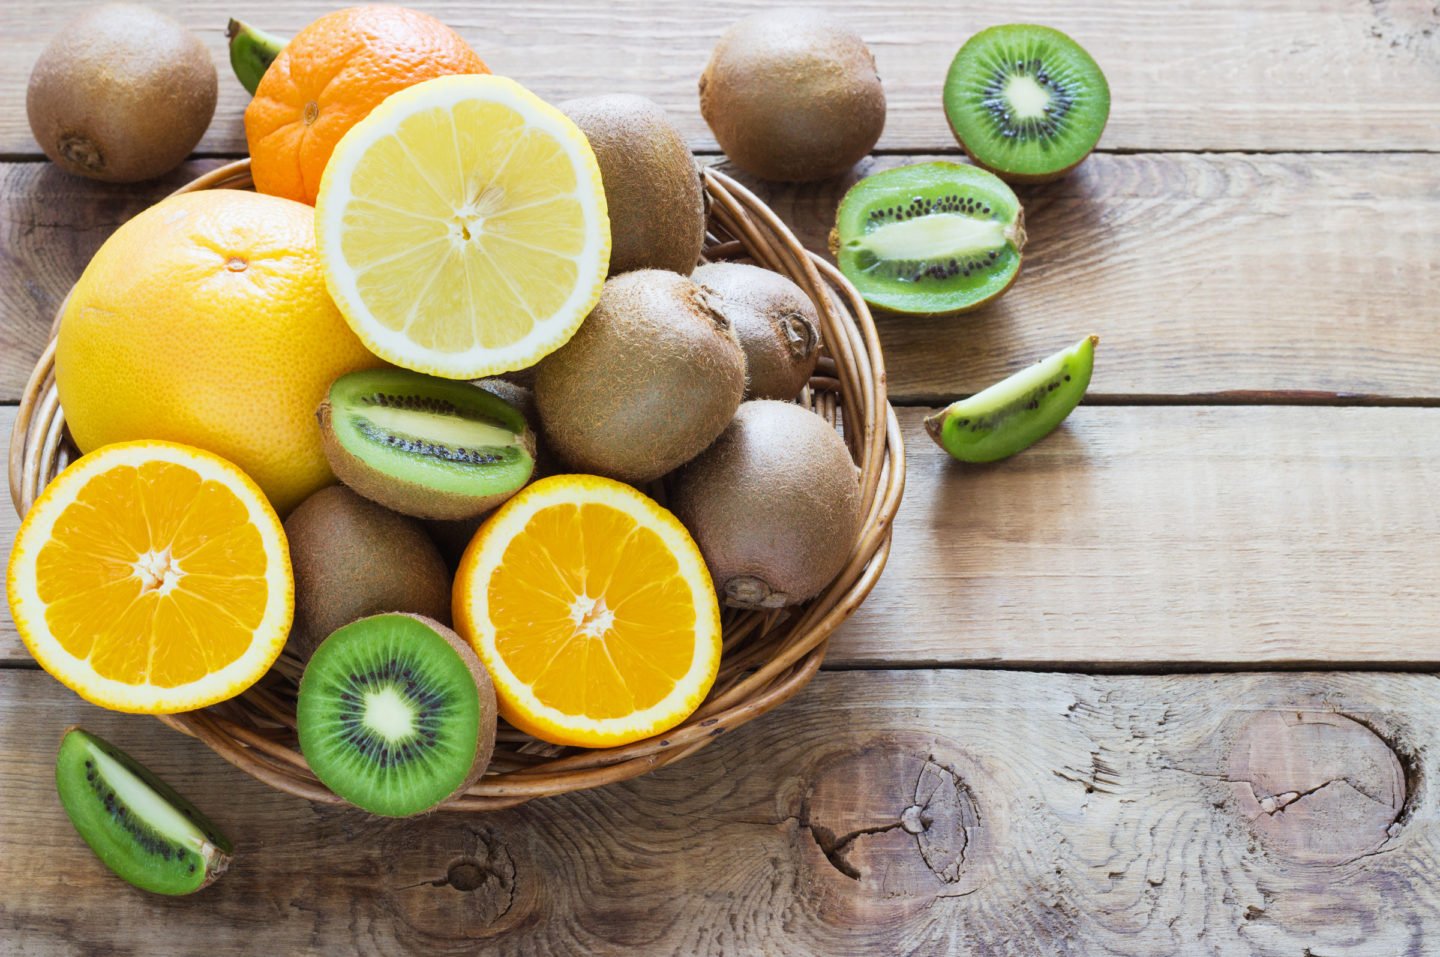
[561,94,706,276]
[830,161,1026,317]
[297,613,497,818]
[27,4,217,183]
[284,485,452,661]
[943,24,1110,184]
[55,727,232,895]
[318,369,537,521]
[536,270,746,484]
[692,262,822,401]
[672,400,862,609]
[699,9,886,182]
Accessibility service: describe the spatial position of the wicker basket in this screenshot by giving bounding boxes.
[8,159,905,812]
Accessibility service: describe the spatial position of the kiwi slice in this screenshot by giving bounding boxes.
[297,613,496,817]
[831,161,1025,316]
[943,24,1110,184]
[318,369,536,521]
[924,335,1098,463]
[55,727,232,895]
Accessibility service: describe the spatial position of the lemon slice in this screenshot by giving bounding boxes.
[316,75,611,378]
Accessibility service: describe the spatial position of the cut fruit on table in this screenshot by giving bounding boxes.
[831,160,1026,316]
[56,727,232,895]
[315,73,611,379]
[453,475,722,748]
[6,441,293,714]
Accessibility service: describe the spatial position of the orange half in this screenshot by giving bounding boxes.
[7,441,293,713]
[453,475,721,747]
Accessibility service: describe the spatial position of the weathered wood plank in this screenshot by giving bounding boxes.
[4,668,1440,955]
[833,405,1440,668]
[6,152,1440,404]
[2,0,1437,157]
[4,405,1438,668]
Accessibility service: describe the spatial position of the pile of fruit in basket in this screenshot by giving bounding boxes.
[11,3,1108,895]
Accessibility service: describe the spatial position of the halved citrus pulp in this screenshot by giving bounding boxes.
[315,74,611,379]
[7,442,293,714]
[453,475,722,747]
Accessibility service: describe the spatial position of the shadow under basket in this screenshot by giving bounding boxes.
[8,159,906,812]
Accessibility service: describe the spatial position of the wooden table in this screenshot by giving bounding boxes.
[4,1,1439,953]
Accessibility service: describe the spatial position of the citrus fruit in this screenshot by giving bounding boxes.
[453,475,721,747]
[7,441,293,714]
[244,5,488,204]
[54,189,387,515]
[315,74,611,379]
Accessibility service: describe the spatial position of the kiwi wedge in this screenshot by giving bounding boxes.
[831,161,1025,317]
[56,727,232,895]
[925,335,1098,463]
[318,369,536,521]
[297,613,497,818]
[943,24,1110,184]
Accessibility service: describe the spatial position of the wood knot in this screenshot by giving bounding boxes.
[1225,711,1406,864]
[794,735,986,904]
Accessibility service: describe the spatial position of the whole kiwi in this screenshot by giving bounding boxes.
[561,95,706,276]
[694,262,822,400]
[698,9,885,182]
[536,270,746,484]
[672,400,862,609]
[284,485,452,660]
[26,4,217,182]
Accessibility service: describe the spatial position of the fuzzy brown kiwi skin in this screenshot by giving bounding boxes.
[316,402,537,522]
[535,270,746,484]
[692,262,822,400]
[26,4,217,183]
[825,207,1027,318]
[283,486,452,662]
[671,400,862,610]
[699,9,885,183]
[561,94,706,276]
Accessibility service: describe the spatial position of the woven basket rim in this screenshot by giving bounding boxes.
[9,158,906,812]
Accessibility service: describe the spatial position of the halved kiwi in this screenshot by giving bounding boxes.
[924,335,1097,463]
[318,369,536,521]
[297,613,497,818]
[943,24,1110,184]
[56,727,232,895]
[830,161,1025,316]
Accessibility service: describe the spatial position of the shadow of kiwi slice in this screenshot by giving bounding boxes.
[297,613,497,818]
[319,369,537,520]
[925,335,1098,463]
[944,24,1110,184]
[56,727,232,895]
[831,161,1025,316]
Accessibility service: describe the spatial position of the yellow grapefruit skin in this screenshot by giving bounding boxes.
[55,189,387,514]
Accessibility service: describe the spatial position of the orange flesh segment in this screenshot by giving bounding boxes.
[33,461,269,688]
[486,502,697,719]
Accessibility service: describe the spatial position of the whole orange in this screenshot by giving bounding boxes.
[244,6,488,204]
[55,189,387,515]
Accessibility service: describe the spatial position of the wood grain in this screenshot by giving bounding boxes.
[2,0,1437,158]
[5,667,1440,955]
[6,152,1440,404]
[5,404,1438,668]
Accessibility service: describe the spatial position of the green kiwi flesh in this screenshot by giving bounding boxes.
[832,161,1025,316]
[56,727,232,895]
[943,24,1110,184]
[318,369,536,521]
[925,335,1097,463]
[297,613,497,818]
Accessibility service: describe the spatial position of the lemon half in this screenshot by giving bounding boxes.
[316,75,610,378]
